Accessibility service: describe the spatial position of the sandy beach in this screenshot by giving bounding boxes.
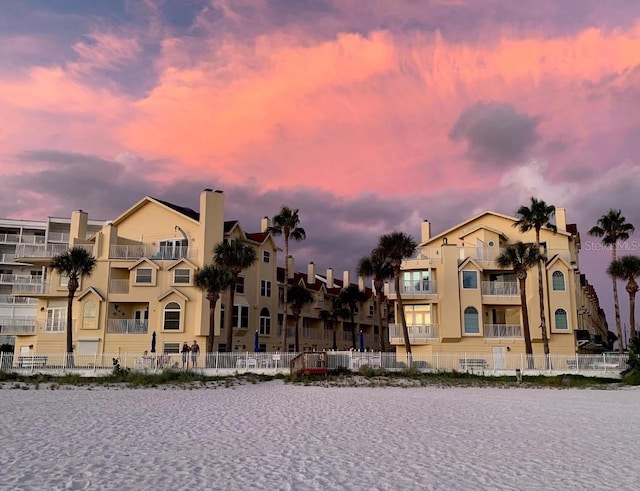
[1,381,638,490]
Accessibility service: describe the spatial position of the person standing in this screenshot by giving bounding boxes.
[181,341,190,369]
[191,340,200,368]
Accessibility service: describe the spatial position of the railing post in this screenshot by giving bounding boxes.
[575,353,579,373]
[520,353,524,372]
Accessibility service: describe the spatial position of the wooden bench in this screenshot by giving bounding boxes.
[17,355,48,369]
[459,358,488,370]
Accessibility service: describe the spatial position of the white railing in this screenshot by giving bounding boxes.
[0,254,16,263]
[0,295,37,305]
[14,243,94,259]
[388,323,438,339]
[36,319,73,332]
[106,319,149,334]
[0,233,46,244]
[0,316,37,335]
[481,282,519,296]
[109,279,130,294]
[389,280,437,296]
[109,245,198,260]
[302,327,325,339]
[484,324,523,338]
[0,274,43,284]
[12,281,51,294]
[110,245,149,260]
[0,351,628,376]
[47,232,69,243]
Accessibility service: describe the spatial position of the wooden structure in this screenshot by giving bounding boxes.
[290,352,328,376]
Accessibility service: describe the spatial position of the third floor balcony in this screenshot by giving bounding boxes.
[388,280,437,299]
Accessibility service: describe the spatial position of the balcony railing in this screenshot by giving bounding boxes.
[109,245,198,261]
[36,319,72,332]
[484,324,522,338]
[14,243,94,259]
[0,254,16,263]
[107,319,149,334]
[388,323,439,339]
[0,274,43,285]
[109,279,130,294]
[481,282,519,296]
[0,316,37,335]
[389,280,437,296]
[0,295,37,305]
[12,281,51,295]
[302,327,326,339]
[47,232,70,243]
[0,233,46,244]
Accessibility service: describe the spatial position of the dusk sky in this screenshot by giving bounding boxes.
[1,0,639,331]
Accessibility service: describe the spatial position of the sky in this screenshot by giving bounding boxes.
[1,0,639,331]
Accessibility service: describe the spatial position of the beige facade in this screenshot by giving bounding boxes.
[10,190,377,355]
[387,210,608,357]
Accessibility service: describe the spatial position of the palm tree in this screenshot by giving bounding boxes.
[50,247,97,364]
[373,232,417,356]
[497,242,544,368]
[590,210,635,352]
[357,254,393,351]
[288,284,314,352]
[320,297,350,350]
[214,238,257,352]
[339,284,368,349]
[608,255,640,342]
[514,197,556,357]
[194,264,232,355]
[269,206,306,352]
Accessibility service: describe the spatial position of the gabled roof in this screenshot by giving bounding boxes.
[112,196,200,226]
[166,258,198,271]
[246,231,269,243]
[224,220,239,234]
[458,224,508,241]
[152,198,200,221]
[546,254,573,270]
[458,257,483,271]
[157,288,189,302]
[78,286,104,302]
[128,257,160,270]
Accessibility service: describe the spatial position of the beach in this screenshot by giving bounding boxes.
[1,381,638,490]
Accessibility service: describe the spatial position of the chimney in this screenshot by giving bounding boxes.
[261,216,270,233]
[556,208,566,231]
[307,262,316,284]
[358,275,365,291]
[70,210,88,244]
[199,188,225,266]
[343,270,350,286]
[287,256,295,278]
[326,268,334,288]
[421,219,431,242]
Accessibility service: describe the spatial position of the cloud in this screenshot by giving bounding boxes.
[449,101,540,167]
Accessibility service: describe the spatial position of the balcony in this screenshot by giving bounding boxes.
[302,327,326,340]
[388,280,437,299]
[388,323,438,343]
[0,254,16,263]
[109,279,130,294]
[0,294,37,305]
[0,274,43,285]
[47,232,69,243]
[0,233,46,244]
[107,319,149,334]
[484,324,522,338]
[12,281,51,295]
[109,245,198,261]
[37,319,72,333]
[0,316,37,335]
[481,282,519,297]
[14,243,94,263]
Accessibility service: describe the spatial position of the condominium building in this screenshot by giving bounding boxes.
[387,209,608,358]
[10,190,377,356]
[0,217,104,346]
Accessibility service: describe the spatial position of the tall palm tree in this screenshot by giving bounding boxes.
[194,264,232,354]
[269,206,306,352]
[339,284,368,349]
[288,284,314,352]
[608,255,640,342]
[357,254,393,351]
[590,209,635,352]
[373,232,417,356]
[214,238,257,352]
[320,297,350,350]
[497,242,544,368]
[514,197,556,356]
[51,247,97,364]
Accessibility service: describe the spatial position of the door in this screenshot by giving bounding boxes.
[492,347,505,370]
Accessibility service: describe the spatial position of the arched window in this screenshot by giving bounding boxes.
[163,302,181,330]
[464,306,479,334]
[554,308,568,330]
[83,301,97,329]
[552,271,565,291]
[259,307,271,335]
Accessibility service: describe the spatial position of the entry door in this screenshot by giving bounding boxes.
[492,347,505,370]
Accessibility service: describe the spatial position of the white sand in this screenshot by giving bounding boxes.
[1,382,638,490]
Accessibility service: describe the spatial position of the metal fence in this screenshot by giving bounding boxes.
[0,351,629,377]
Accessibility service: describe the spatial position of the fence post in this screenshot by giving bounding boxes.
[0,351,3,370]
[575,353,579,373]
[435,352,439,371]
[520,353,524,372]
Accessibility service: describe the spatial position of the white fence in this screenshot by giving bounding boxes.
[0,351,629,377]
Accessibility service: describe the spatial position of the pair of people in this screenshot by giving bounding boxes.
[181,341,200,368]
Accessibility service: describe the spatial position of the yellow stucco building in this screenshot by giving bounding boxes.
[387,209,608,360]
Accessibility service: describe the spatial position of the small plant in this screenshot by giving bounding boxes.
[111,357,130,380]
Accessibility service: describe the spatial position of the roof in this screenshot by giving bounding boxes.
[151,198,200,221]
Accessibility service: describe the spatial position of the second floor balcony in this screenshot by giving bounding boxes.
[14,244,94,262]
[481,282,519,297]
[388,323,439,342]
[0,294,37,305]
[109,245,198,261]
[0,233,45,245]
[12,281,51,295]
[107,319,149,334]
[0,316,37,335]
[484,324,523,338]
[0,274,43,285]
[388,280,437,298]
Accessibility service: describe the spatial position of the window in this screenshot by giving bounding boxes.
[263,251,270,263]
[59,272,69,287]
[554,308,568,330]
[232,305,249,328]
[404,304,431,326]
[163,302,181,330]
[259,308,271,335]
[217,343,227,352]
[173,268,191,284]
[135,268,152,284]
[464,306,479,334]
[235,276,245,294]
[402,270,431,293]
[82,301,97,329]
[369,305,374,316]
[552,271,565,291]
[462,271,478,289]
[261,280,271,297]
[220,304,225,330]
[158,239,187,259]
[163,342,180,354]
[45,307,66,332]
